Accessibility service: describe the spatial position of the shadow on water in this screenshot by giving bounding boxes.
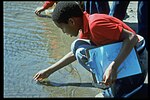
[35,14,52,18]
[37,80,96,88]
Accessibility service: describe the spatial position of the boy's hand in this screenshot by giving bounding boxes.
[35,7,45,16]
[35,10,40,16]
[35,9,42,16]
[101,61,117,86]
[33,69,50,81]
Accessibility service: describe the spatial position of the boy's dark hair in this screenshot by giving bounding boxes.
[52,1,83,23]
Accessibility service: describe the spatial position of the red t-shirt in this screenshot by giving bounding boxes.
[79,11,136,46]
[43,1,56,9]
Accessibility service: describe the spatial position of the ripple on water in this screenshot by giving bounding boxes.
[4,1,57,98]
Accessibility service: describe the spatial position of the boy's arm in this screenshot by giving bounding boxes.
[35,1,55,16]
[33,51,76,81]
[102,28,139,86]
[113,28,138,70]
[46,51,76,74]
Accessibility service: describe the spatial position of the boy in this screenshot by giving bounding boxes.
[33,1,145,97]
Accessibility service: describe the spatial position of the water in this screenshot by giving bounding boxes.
[3,1,100,98]
[3,1,148,98]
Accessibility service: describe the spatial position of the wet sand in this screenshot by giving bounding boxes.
[4,1,148,98]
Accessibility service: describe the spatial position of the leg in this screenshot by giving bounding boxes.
[110,73,145,98]
[137,1,148,50]
[109,1,130,20]
[84,1,110,14]
[83,1,90,14]
[89,1,99,14]
[71,39,96,72]
[96,1,110,14]
[138,48,148,82]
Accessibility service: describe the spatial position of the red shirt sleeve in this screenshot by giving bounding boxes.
[43,1,55,9]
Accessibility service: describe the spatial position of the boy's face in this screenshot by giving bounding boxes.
[54,18,79,37]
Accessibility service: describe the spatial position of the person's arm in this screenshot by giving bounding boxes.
[35,1,55,16]
[33,51,76,81]
[102,28,139,86]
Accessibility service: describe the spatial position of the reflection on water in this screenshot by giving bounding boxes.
[3,1,101,98]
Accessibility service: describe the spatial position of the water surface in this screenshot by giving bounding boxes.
[3,1,100,98]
